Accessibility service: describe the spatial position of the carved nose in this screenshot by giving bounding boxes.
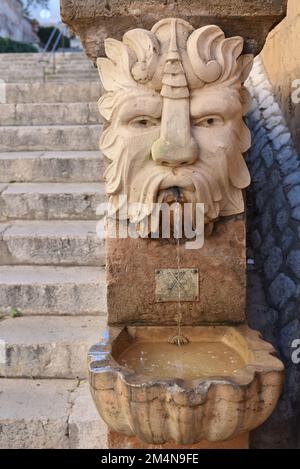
[151,97,198,167]
[152,136,198,167]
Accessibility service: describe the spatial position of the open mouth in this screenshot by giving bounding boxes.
[159,186,186,204]
[158,174,196,204]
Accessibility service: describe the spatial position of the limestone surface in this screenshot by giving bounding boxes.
[0,265,106,316]
[0,316,106,379]
[61,0,287,61]
[0,220,105,266]
[98,18,252,233]
[0,124,101,152]
[89,325,284,445]
[0,151,105,183]
[0,379,107,449]
[0,182,106,220]
[0,379,77,449]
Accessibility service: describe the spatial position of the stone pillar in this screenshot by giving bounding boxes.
[61,0,287,451]
[107,218,246,326]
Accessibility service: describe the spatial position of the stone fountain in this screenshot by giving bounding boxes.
[86,17,284,449]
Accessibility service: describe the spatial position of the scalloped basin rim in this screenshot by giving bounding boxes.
[88,325,284,444]
[89,325,283,388]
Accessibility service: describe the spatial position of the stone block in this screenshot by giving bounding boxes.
[0,316,105,379]
[61,0,287,62]
[107,218,246,325]
[5,81,101,104]
[0,103,100,127]
[292,207,300,221]
[0,182,106,220]
[69,382,108,449]
[0,220,105,266]
[0,151,105,184]
[287,250,300,279]
[276,208,289,231]
[284,171,300,187]
[282,227,295,252]
[0,125,102,152]
[0,266,106,316]
[0,379,77,449]
[269,274,296,309]
[264,247,283,281]
[287,186,300,208]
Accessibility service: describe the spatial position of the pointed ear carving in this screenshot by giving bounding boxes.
[97,38,136,91]
[237,54,254,83]
[215,36,244,82]
[123,29,160,83]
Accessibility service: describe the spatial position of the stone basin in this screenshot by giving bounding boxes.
[88,325,284,445]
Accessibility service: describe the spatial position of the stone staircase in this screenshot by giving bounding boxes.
[0,52,108,448]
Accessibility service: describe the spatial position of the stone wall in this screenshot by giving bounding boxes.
[261,0,300,155]
[246,57,300,448]
[0,0,36,43]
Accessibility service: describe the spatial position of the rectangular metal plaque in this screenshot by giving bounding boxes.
[155,268,199,302]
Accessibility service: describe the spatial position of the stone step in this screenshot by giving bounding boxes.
[0,151,105,183]
[4,82,101,104]
[0,265,106,316]
[0,102,100,126]
[0,62,96,71]
[0,52,94,62]
[0,220,105,266]
[1,73,99,84]
[0,183,106,220]
[0,125,101,152]
[0,316,106,379]
[0,379,107,449]
[1,73,99,83]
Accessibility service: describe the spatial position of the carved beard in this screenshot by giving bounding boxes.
[104,133,246,237]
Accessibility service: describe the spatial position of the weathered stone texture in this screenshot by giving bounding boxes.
[0,151,105,184]
[69,382,108,449]
[90,325,283,445]
[0,221,105,266]
[0,379,77,449]
[246,57,300,448]
[0,379,108,449]
[61,0,287,61]
[0,182,105,221]
[0,266,106,316]
[107,218,246,325]
[0,316,106,379]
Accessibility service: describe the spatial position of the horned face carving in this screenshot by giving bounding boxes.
[98,18,253,235]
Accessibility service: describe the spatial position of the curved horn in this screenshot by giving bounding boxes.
[187,25,223,83]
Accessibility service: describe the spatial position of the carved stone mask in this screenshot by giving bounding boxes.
[98,18,253,235]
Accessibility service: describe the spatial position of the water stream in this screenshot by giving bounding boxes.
[168,199,189,346]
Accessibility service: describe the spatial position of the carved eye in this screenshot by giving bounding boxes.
[129,116,160,129]
[194,116,223,128]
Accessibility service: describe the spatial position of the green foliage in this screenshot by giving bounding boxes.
[10,308,22,318]
[38,27,71,49]
[0,37,38,53]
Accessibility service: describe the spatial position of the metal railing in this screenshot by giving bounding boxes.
[38,24,70,82]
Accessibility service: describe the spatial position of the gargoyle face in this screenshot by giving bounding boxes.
[98,18,253,235]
